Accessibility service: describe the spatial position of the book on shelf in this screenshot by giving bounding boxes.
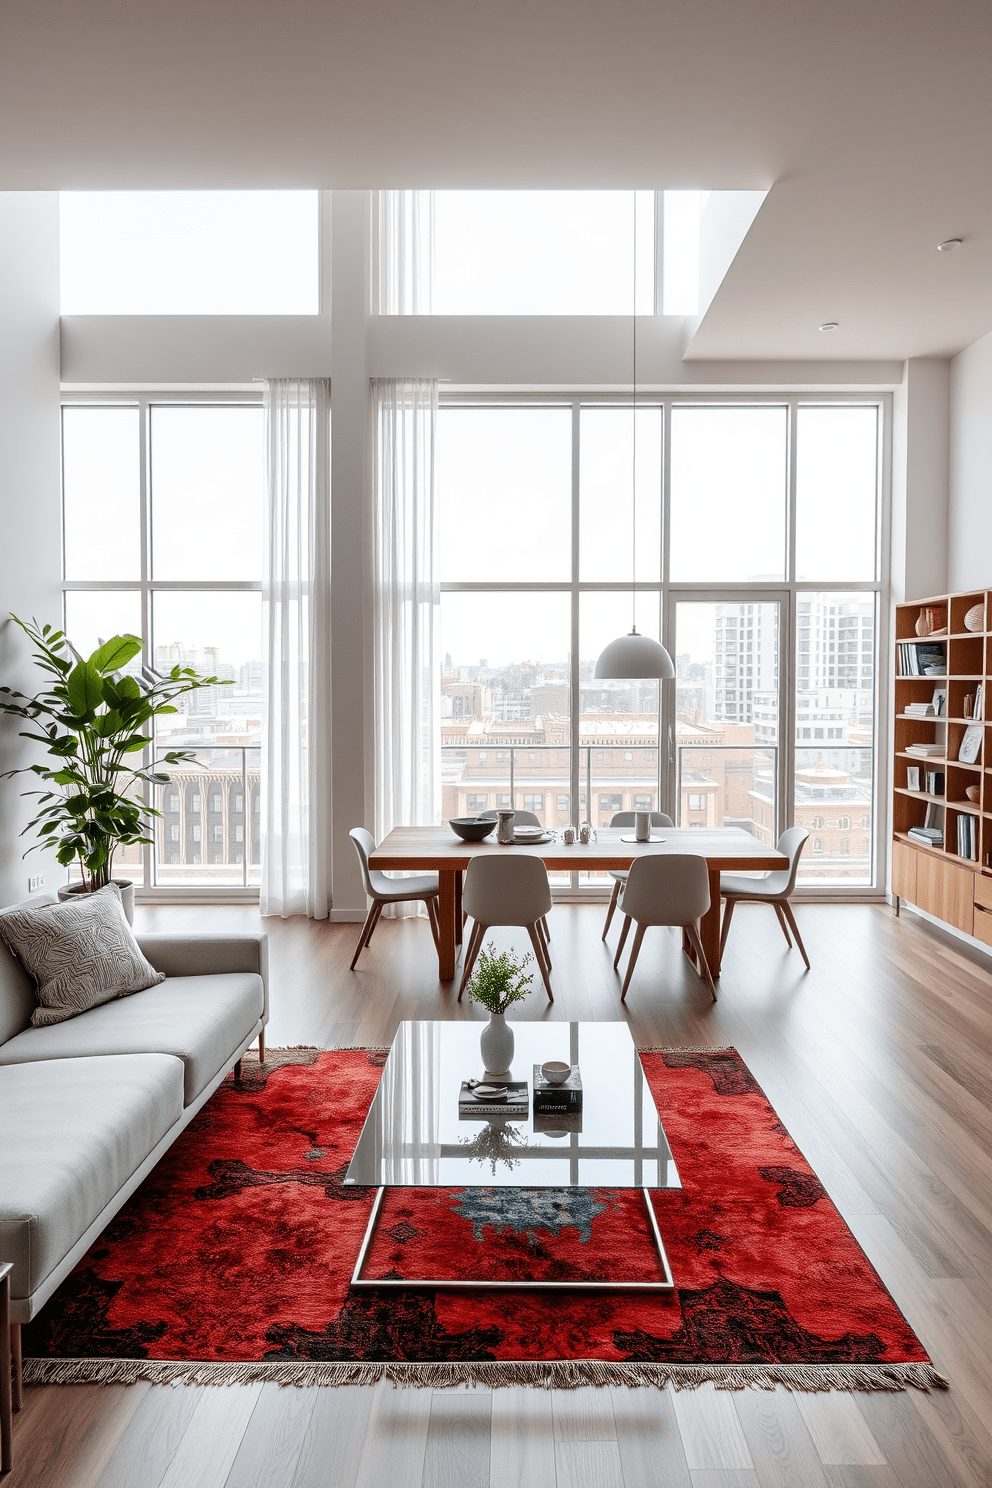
[956,813,979,862]
[924,770,945,796]
[898,641,946,677]
[905,742,945,757]
[904,702,935,717]
[924,802,943,830]
[458,1080,529,1117]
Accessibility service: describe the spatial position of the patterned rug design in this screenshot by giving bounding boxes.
[23,1046,943,1391]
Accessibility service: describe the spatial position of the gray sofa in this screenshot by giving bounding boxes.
[0,893,268,1421]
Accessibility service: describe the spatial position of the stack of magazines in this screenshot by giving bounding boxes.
[905,742,944,758]
[907,824,943,848]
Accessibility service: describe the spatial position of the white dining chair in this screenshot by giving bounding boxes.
[601,810,675,940]
[719,826,811,970]
[349,827,441,970]
[613,853,716,1002]
[457,854,554,1001]
[479,809,551,940]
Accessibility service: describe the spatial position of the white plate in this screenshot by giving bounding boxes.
[513,831,553,844]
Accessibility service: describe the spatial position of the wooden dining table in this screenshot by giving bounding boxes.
[370,826,789,984]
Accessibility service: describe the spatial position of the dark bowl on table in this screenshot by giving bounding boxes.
[448,817,498,842]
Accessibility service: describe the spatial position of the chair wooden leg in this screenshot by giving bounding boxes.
[350,901,380,970]
[686,921,718,1000]
[719,898,736,956]
[620,923,647,1001]
[536,916,552,970]
[234,1059,243,1085]
[782,902,811,970]
[426,896,441,952]
[602,880,621,940]
[613,915,632,971]
[258,1029,266,1063]
[526,922,554,1000]
[774,903,793,947]
[458,922,486,1000]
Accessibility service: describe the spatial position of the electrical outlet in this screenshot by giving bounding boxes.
[27,874,46,893]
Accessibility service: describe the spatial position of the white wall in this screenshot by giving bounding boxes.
[0,193,63,907]
[948,329,992,592]
[890,357,949,604]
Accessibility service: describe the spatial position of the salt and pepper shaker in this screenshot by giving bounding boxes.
[562,826,576,845]
[579,821,592,845]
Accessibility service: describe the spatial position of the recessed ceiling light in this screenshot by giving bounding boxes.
[819,322,839,332]
[937,239,962,252]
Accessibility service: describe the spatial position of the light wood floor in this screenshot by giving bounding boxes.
[8,900,992,1488]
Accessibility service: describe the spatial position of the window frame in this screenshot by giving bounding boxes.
[60,390,263,902]
[439,391,890,898]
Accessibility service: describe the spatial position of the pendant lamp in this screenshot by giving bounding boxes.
[593,192,674,682]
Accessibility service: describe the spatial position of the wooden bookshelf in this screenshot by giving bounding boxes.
[892,588,991,941]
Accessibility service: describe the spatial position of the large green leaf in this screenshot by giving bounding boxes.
[90,635,142,674]
[65,661,104,717]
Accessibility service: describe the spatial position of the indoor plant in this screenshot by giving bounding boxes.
[468,945,534,1077]
[0,615,225,918]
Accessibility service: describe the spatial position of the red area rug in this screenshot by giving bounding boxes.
[23,1047,943,1391]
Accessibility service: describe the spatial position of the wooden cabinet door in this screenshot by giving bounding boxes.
[916,853,975,935]
[892,841,918,905]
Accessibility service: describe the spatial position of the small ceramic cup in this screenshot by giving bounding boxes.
[541,1060,571,1085]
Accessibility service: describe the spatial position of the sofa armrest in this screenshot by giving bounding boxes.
[135,934,269,1025]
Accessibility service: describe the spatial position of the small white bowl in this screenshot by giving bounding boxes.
[541,1060,571,1085]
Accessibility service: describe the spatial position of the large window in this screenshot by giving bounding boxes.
[61,399,264,892]
[438,398,883,892]
[60,192,319,314]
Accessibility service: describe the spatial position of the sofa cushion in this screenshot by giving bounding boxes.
[0,1053,185,1304]
[0,972,263,1104]
[0,885,164,1027]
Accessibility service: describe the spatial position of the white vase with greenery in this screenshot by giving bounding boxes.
[468,945,534,1079]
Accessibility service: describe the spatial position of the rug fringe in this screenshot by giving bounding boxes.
[22,1357,947,1393]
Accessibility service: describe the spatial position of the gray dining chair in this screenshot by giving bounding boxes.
[601,811,675,940]
[719,826,811,970]
[349,827,441,970]
[613,853,716,1002]
[457,854,554,1001]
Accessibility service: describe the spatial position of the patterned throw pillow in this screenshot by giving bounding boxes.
[0,884,165,1027]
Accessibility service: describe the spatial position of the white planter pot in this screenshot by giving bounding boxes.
[480,1012,514,1080]
[58,880,135,926]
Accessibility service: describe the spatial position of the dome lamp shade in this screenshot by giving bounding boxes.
[593,628,675,680]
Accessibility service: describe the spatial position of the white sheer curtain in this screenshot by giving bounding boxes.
[372,192,434,314]
[372,378,440,915]
[260,378,332,919]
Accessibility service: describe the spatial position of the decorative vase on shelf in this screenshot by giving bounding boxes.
[480,1012,514,1079]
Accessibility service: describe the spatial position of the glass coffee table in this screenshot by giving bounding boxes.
[344,1020,681,1291]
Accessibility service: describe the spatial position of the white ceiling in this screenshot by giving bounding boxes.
[3,0,991,360]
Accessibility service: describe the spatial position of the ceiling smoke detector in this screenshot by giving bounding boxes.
[937,239,962,252]
[819,322,839,332]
